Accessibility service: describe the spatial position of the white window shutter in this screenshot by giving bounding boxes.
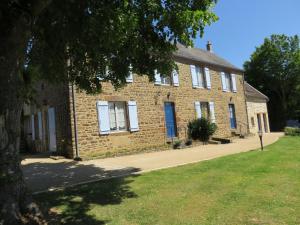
[204,67,211,89]
[31,114,35,140]
[172,69,179,86]
[126,65,133,83]
[190,65,198,88]
[154,70,161,85]
[209,102,216,123]
[97,101,110,135]
[231,74,237,92]
[220,72,227,92]
[194,102,202,119]
[38,111,43,140]
[128,101,139,132]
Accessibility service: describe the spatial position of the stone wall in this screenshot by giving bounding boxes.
[69,60,249,158]
[246,97,270,134]
[28,81,73,157]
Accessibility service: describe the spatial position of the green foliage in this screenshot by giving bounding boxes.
[244,34,300,130]
[188,118,217,143]
[21,0,219,94]
[284,127,300,136]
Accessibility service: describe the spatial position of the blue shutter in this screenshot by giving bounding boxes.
[209,102,216,123]
[97,101,110,135]
[190,65,198,88]
[220,72,227,92]
[128,101,139,132]
[194,101,202,119]
[126,64,133,83]
[204,67,211,89]
[231,74,237,92]
[172,69,179,86]
[31,114,35,140]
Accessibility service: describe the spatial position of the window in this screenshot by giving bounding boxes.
[108,102,128,132]
[200,102,209,119]
[161,75,171,85]
[190,65,211,89]
[195,66,206,88]
[225,73,232,91]
[194,101,216,123]
[221,72,237,92]
[97,101,139,135]
[251,117,255,127]
[155,69,179,86]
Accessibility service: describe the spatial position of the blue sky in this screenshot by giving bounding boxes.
[195,0,300,69]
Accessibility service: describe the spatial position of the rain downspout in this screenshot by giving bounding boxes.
[71,84,81,161]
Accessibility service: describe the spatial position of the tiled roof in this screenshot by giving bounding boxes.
[245,82,269,101]
[174,44,243,72]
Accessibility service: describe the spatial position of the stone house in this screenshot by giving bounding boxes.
[22,43,251,159]
[245,82,270,134]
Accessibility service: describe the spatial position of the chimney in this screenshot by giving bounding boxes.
[206,41,213,52]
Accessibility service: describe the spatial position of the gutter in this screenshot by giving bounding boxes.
[71,84,81,161]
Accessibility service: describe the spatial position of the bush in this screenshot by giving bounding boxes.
[188,118,217,143]
[284,127,300,136]
[173,140,182,149]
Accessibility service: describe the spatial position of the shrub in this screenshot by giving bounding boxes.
[188,118,217,143]
[173,140,182,149]
[284,127,300,136]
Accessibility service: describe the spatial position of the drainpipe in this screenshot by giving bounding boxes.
[71,84,81,161]
[242,73,250,134]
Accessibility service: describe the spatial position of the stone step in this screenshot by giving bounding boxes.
[211,137,232,144]
[208,140,221,145]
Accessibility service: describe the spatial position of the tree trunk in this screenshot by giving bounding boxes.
[0,6,46,225]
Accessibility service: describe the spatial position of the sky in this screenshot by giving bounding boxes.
[194,0,300,69]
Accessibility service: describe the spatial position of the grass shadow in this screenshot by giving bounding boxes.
[22,159,140,224]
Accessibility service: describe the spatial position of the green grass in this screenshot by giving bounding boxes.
[36,136,300,225]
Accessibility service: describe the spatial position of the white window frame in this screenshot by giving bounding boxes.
[108,102,128,132]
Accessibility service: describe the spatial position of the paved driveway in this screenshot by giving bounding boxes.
[22,132,283,193]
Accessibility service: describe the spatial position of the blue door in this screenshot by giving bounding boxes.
[164,102,177,138]
[229,104,237,129]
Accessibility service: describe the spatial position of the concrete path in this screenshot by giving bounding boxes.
[22,132,284,193]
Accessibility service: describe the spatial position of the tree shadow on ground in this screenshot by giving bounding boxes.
[37,175,138,225]
[22,160,140,224]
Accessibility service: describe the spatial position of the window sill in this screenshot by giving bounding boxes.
[155,84,173,87]
[106,131,131,136]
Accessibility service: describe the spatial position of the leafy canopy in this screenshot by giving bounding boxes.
[244,34,300,129]
[26,0,218,93]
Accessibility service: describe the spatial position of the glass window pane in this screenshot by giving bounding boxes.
[225,73,231,91]
[197,67,204,87]
[109,102,117,130]
[161,75,171,85]
[115,102,127,130]
[201,102,209,118]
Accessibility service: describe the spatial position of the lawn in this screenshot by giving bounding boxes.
[36,136,300,225]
